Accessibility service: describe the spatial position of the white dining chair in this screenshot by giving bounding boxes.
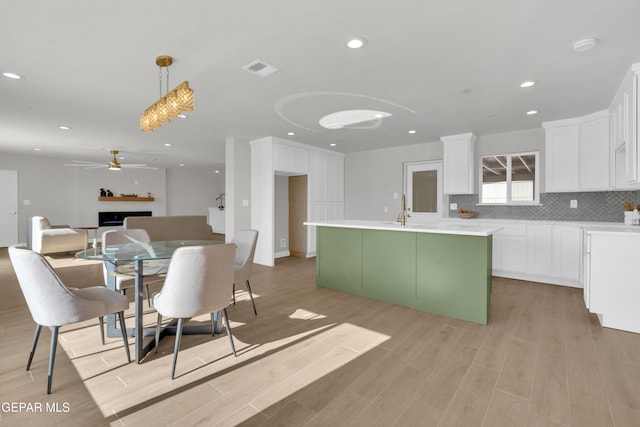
[153,243,237,379]
[231,229,259,315]
[9,245,131,394]
[102,229,167,313]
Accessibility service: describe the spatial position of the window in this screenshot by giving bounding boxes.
[480,152,539,205]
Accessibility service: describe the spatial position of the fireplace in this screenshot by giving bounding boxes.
[98,211,152,227]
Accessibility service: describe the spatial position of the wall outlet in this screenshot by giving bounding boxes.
[280,238,286,248]
[450,203,458,210]
[570,199,578,209]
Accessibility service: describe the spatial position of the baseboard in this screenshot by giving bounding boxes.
[274,250,290,259]
[492,270,583,288]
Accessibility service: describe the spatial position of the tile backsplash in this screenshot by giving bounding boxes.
[449,191,640,223]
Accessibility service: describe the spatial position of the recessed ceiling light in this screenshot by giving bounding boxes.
[287,132,295,136]
[460,88,472,94]
[215,170,220,174]
[408,130,417,134]
[330,143,337,147]
[572,38,598,53]
[2,72,23,79]
[33,148,42,151]
[520,81,536,88]
[177,114,187,119]
[179,163,185,167]
[347,37,367,49]
[526,110,538,115]
[58,126,71,130]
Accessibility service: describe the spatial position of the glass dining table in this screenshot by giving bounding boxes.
[77,239,225,363]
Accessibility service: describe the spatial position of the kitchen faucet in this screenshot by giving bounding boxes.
[397,194,411,226]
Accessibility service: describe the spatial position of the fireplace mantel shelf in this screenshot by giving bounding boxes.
[98,196,154,202]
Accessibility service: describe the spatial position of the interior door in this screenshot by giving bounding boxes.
[0,170,19,247]
[404,161,443,223]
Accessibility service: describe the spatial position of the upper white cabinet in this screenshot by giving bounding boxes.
[543,119,580,192]
[442,132,476,194]
[609,63,640,188]
[543,110,610,192]
[274,142,308,175]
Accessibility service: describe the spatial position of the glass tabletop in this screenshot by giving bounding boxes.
[76,240,223,262]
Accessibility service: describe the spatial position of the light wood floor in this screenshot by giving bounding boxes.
[1,248,640,426]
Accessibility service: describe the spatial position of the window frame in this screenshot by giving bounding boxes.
[478,151,540,206]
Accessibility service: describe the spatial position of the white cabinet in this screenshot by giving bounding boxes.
[544,119,580,192]
[490,223,527,276]
[441,132,476,194]
[579,111,610,190]
[586,229,640,333]
[306,151,345,256]
[609,64,640,188]
[551,225,582,282]
[274,143,308,175]
[526,224,552,275]
[484,220,582,287]
[544,110,610,192]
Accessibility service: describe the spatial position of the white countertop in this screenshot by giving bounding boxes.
[304,220,502,236]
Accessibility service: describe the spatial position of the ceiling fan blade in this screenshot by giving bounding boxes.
[121,165,159,170]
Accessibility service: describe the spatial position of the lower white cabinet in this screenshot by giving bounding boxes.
[585,229,640,333]
[485,221,582,287]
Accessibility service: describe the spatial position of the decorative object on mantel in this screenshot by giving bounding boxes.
[106,189,114,197]
[100,188,107,197]
[120,193,138,197]
[216,192,225,211]
[140,55,194,132]
[98,196,155,202]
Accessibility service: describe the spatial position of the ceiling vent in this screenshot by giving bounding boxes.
[242,59,279,77]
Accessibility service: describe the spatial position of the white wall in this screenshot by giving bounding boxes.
[0,152,222,243]
[345,142,443,220]
[344,128,545,219]
[166,168,224,216]
[226,138,252,239]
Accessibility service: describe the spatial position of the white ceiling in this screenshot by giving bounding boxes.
[2,1,639,171]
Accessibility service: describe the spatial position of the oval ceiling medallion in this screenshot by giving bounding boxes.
[319,110,392,130]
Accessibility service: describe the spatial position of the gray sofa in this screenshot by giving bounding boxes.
[123,215,214,241]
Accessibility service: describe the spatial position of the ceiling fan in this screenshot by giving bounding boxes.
[65,150,158,171]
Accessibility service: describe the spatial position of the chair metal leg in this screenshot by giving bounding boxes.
[232,283,236,305]
[210,313,216,336]
[98,316,105,345]
[222,309,236,357]
[117,312,131,363]
[146,284,151,307]
[27,324,42,371]
[171,318,184,379]
[154,313,162,353]
[245,280,257,315]
[47,326,59,394]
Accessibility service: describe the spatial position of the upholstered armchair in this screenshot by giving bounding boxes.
[27,216,87,254]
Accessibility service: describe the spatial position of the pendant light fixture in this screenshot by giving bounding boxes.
[140,55,194,132]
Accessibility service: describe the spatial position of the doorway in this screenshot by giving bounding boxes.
[0,170,19,247]
[404,161,444,222]
[288,175,307,257]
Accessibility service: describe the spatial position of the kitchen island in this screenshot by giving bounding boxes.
[305,220,502,324]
